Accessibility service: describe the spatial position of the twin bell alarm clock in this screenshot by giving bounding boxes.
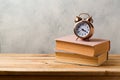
[74,13,94,40]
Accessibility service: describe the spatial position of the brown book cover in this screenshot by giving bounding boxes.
[55,35,110,57]
[55,50,108,66]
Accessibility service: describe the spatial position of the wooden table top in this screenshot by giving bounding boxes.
[0,53,119,76]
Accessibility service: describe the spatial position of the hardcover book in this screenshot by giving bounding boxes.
[56,50,108,66]
[55,35,110,57]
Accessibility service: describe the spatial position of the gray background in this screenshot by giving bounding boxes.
[0,0,119,54]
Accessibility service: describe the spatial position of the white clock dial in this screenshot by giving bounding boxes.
[76,22,90,37]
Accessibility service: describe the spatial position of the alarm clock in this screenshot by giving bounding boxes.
[74,13,94,40]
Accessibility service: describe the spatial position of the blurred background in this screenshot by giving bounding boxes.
[0,0,119,53]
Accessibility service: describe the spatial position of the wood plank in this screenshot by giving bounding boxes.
[0,54,118,76]
[0,76,120,80]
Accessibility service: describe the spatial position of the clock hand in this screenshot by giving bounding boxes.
[81,29,88,33]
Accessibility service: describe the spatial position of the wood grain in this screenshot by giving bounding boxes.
[0,53,119,80]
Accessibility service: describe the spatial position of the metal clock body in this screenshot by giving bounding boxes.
[74,13,94,40]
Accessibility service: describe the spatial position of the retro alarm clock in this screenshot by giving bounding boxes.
[74,13,94,40]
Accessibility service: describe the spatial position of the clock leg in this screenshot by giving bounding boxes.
[76,37,79,41]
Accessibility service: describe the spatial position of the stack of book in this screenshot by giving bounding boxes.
[55,35,110,66]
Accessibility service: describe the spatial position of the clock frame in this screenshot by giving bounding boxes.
[73,13,94,40]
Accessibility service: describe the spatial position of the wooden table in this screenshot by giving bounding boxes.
[0,54,119,80]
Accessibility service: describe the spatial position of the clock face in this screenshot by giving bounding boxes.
[75,22,90,37]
